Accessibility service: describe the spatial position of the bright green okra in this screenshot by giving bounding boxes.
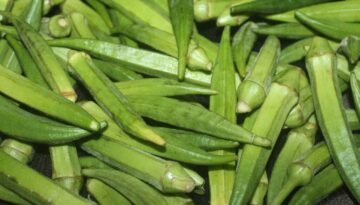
[236,35,280,113]
[250,172,268,205]
[0,139,34,164]
[79,157,113,170]
[229,67,299,205]
[305,37,360,202]
[347,109,360,131]
[267,116,317,203]
[193,0,239,22]
[68,52,165,146]
[168,0,194,80]
[86,179,132,205]
[0,185,32,205]
[270,142,332,205]
[115,78,216,96]
[47,38,212,86]
[48,14,71,38]
[0,151,94,205]
[80,137,196,193]
[232,21,257,78]
[253,23,315,39]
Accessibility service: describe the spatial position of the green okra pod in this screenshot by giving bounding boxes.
[236,35,280,113]
[0,151,94,205]
[253,23,315,39]
[268,116,317,203]
[350,62,360,120]
[79,157,113,170]
[230,67,299,205]
[216,1,251,27]
[43,0,64,15]
[0,38,21,74]
[83,0,113,29]
[305,37,360,202]
[115,78,216,96]
[127,96,271,147]
[295,12,360,41]
[0,185,31,205]
[0,139,34,164]
[232,21,258,78]
[81,137,196,193]
[168,0,194,80]
[347,109,360,131]
[270,142,332,205]
[69,12,96,39]
[68,52,165,146]
[48,14,71,38]
[250,172,268,205]
[86,179,132,205]
[193,0,239,22]
[0,25,17,37]
[47,38,212,86]
[92,59,142,82]
[339,36,360,64]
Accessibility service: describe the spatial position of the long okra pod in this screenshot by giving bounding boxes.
[305,37,360,202]
[236,35,280,113]
[68,52,165,146]
[69,12,96,39]
[86,179,131,205]
[229,67,299,205]
[79,157,113,170]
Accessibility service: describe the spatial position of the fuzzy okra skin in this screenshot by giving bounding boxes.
[47,38,212,86]
[0,65,101,132]
[169,0,194,80]
[306,37,360,202]
[115,78,216,97]
[229,69,299,205]
[127,96,270,147]
[0,151,94,205]
[86,179,132,205]
[68,52,165,146]
[80,137,196,193]
[236,35,280,113]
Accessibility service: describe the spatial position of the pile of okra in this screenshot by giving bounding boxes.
[1,0,360,204]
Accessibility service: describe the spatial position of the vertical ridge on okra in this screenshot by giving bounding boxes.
[68,52,165,146]
[305,37,360,202]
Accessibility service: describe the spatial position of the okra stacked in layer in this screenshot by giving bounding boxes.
[0,0,360,205]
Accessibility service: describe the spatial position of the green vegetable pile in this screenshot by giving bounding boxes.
[0,0,359,204]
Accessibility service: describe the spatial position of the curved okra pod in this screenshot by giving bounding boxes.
[93,59,143,82]
[232,21,257,78]
[339,36,360,64]
[0,151,94,205]
[80,101,236,165]
[305,37,360,202]
[127,96,270,146]
[47,38,212,86]
[86,179,131,205]
[295,12,360,41]
[208,26,236,205]
[0,65,101,132]
[236,35,280,113]
[250,172,268,205]
[253,23,315,39]
[270,142,332,205]
[0,139,34,164]
[48,14,71,38]
[229,67,299,205]
[169,0,194,80]
[265,1,360,23]
[80,137,196,193]
[115,78,217,96]
[288,164,342,205]
[267,116,317,203]
[68,52,165,146]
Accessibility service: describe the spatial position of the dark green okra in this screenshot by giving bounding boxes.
[86,179,131,205]
[305,37,360,202]
[68,52,165,146]
[253,23,315,39]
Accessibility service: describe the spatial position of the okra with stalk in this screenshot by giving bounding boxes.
[81,101,236,165]
[270,142,332,205]
[232,22,257,78]
[81,137,196,193]
[339,36,360,64]
[236,35,280,113]
[83,0,113,29]
[48,14,71,38]
[115,78,217,97]
[47,38,212,86]
[0,139,34,164]
[250,172,268,205]
[168,0,194,80]
[208,26,236,205]
[305,37,360,201]
[265,1,360,23]
[68,52,165,146]
[229,67,299,205]
[69,12,96,39]
[87,179,132,205]
[253,23,315,39]
[114,24,212,72]
[193,0,239,22]
[295,12,360,41]
[350,62,360,119]
[267,116,317,203]
[92,59,143,82]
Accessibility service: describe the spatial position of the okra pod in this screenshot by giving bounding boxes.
[0,139,34,164]
[48,14,71,38]
[68,52,165,146]
[305,37,360,202]
[216,1,251,27]
[236,35,280,113]
[193,0,239,22]
[0,185,31,205]
[83,0,113,29]
[69,12,96,39]
[339,35,360,64]
[350,62,360,120]
[253,23,315,39]
[79,157,113,170]
[92,59,142,82]
[347,109,360,131]
[250,172,268,205]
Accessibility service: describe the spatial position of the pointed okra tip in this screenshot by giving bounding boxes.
[305,36,334,59]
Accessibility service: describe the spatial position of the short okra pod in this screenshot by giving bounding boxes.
[168,0,194,80]
[305,37,360,202]
[48,14,72,38]
[0,139,34,164]
[0,151,94,205]
[253,23,315,39]
[68,52,165,146]
[86,179,132,205]
[236,35,280,113]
